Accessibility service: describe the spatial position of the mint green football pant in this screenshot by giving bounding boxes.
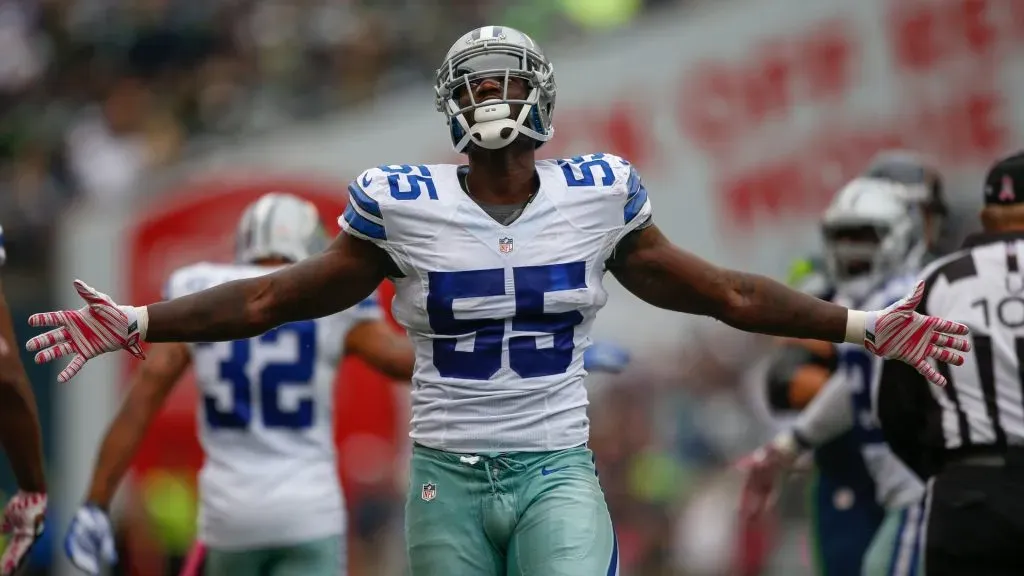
[405,444,620,576]
[204,535,344,576]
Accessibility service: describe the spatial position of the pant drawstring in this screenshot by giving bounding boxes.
[460,454,527,495]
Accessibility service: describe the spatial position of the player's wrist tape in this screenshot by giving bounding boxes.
[843,310,875,344]
[131,306,149,342]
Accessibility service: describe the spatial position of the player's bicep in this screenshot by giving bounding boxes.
[608,224,733,316]
[255,231,393,326]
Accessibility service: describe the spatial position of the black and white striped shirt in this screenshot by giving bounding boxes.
[877,231,1024,477]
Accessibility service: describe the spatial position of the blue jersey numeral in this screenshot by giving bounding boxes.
[426,262,587,380]
[380,164,438,200]
[200,320,318,430]
[559,154,615,188]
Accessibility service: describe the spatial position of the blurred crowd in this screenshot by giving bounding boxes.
[0,0,681,286]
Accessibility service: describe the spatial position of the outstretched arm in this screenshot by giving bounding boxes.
[345,320,415,382]
[146,233,391,343]
[608,225,853,342]
[84,343,191,508]
[608,224,969,387]
[27,233,397,383]
[0,281,45,493]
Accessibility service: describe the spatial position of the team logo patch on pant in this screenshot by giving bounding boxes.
[421,482,437,502]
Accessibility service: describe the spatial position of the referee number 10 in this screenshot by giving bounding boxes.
[971,296,1024,329]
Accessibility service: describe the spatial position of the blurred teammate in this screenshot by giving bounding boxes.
[63,194,414,576]
[762,151,947,420]
[0,225,48,576]
[28,28,969,576]
[743,173,948,576]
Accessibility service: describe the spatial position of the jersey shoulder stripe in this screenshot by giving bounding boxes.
[342,173,387,242]
[348,180,382,219]
[341,164,463,246]
[623,164,649,225]
[595,152,653,235]
[553,152,654,242]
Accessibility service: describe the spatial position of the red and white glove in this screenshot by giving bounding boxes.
[847,280,970,387]
[26,280,146,383]
[0,491,46,575]
[736,432,802,521]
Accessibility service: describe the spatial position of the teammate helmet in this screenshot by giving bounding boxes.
[234,193,328,265]
[821,178,928,301]
[435,26,556,153]
[863,150,947,217]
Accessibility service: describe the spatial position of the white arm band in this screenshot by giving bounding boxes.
[844,309,868,344]
[135,306,150,341]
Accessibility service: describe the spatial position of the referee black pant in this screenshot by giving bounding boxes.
[925,447,1024,575]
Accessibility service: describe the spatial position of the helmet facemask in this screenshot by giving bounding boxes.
[435,42,555,153]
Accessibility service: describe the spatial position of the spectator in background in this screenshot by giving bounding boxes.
[65,75,158,203]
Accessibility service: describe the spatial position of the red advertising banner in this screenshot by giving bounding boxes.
[124,175,402,498]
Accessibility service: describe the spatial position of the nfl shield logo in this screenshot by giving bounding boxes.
[499,237,514,253]
[421,482,437,502]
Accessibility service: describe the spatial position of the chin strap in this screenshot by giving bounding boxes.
[448,88,551,153]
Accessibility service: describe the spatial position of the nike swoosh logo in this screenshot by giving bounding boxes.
[541,465,570,476]
[361,173,372,188]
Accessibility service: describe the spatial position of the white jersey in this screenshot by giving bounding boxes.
[835,274,925,510]
[164,262,382,549]
[339,154,651,452]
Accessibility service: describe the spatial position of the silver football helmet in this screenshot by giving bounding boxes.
[235,193,328,265]
[821,177,928,302]
[435,25,556,153]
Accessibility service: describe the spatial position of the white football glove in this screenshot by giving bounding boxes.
[0,491,46,576]
[64,505,117,575]
[852,281,970,387]
[26,280,146,383]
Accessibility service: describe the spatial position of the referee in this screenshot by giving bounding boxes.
[877,151,1024,575]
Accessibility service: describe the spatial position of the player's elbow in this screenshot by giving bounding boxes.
[706,274,754,327]
[712,269,768,328]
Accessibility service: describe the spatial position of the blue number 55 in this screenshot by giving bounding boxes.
[427,262,586,380]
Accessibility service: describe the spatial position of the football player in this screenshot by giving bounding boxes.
[764,151,946,420]
[742,175,945,576]
[28,27,969,576]
[0,225,48,576]
[63,194,414,576]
